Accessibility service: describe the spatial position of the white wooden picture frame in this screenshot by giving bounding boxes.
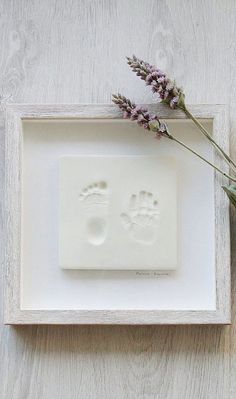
[4,104,230,325]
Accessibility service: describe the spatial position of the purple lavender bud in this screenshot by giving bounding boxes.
[164,90,169,100]
[151,71,159,79]
[149,113,157,120]
[137,114,145,123]
[159,122,168,133]
[130,110,138,118]
[157,76,165,84]
[140,107,148,114]
[127,55,183,109]
[112,93,171,138]
[170,96,179,109]
[146,74,152,83]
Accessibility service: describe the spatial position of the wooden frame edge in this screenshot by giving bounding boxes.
[4,103,231,325]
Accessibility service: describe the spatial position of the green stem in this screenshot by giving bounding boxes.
[169,135,236,182]
[181,106,236,173]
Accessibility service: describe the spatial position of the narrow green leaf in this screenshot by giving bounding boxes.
[222,185,236,208]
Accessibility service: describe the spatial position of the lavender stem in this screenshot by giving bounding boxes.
[182,106,236,173]
[126,55,236,173]
[170,135,236,182]
[112,93,236,182]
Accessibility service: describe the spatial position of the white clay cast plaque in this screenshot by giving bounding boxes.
[59,155,178,270]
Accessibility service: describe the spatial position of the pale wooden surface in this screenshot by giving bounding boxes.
[0,0,235,397]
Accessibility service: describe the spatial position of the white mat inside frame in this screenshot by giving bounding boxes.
[21,118,216,312]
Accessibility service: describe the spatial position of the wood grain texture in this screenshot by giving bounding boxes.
[0,0,234,398]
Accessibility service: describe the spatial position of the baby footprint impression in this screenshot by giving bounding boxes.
[79,181,108,246]
[121,191,159,245]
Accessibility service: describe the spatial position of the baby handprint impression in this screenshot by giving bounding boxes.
[121,190,159,245]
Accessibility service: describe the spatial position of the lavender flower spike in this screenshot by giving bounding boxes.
[112,94,236,186]
[112,94,171,138]
[126,55,184,109]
